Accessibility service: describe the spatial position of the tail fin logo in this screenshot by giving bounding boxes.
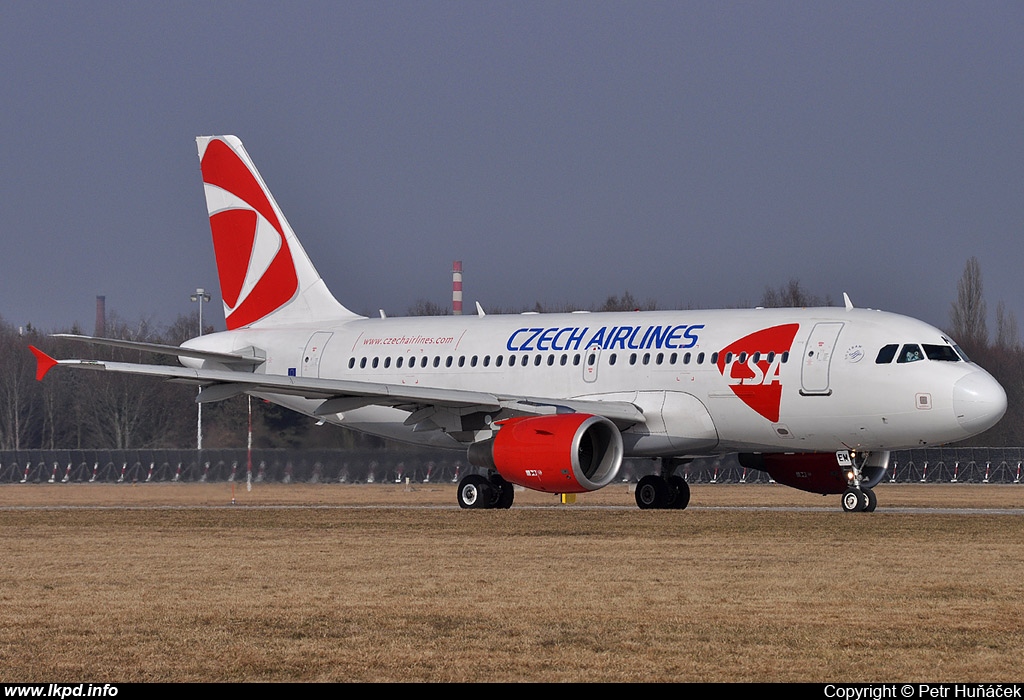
[200,139,298,329]
[717,324,800,422]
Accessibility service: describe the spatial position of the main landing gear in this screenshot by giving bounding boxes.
[841,487,877,513]
[457,473,515,509]
[635,458,691,510]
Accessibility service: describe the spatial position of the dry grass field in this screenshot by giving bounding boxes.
[1,482,1021,683]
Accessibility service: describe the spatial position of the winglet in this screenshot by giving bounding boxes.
[29,345,58,381]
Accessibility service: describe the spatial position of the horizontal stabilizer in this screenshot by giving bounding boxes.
[52,334,264,369]
[29,346,58,381]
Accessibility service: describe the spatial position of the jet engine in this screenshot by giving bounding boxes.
[738,451,889,495]
[467,413,623,493]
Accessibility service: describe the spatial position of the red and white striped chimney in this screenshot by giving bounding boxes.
[452,261,463,315]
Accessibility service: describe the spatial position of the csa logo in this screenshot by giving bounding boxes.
[716,324,800,422]
[201,139,299,330]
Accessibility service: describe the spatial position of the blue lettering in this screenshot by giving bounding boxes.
[506,328,529,352]
[646,325,671,349]
[683,324,704,349]
[552,327,573,352]
[566,326,588,351]
[508,323,704,353]
[520,328,543,351]
[626,325,644,349]
[665,325,686,349]
[536,327,558,351]
[610,326,633,350]
[586,327,607,349]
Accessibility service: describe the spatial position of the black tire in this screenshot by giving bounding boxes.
[490,474,515,509]
[863,488,877,513]
[667,475,690,510]
[457,474,493,509]
[635,475,669,509]
[841,488,864,512]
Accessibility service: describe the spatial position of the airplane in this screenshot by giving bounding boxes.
[30,135,1007,512]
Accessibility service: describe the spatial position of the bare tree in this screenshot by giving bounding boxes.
[949,257,988,352]
[760,279,831,308]
[994,300,1020,351]
[599,291,657,312]
[407,299,449,316]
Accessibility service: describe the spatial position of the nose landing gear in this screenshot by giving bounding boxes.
[841,486,877,512]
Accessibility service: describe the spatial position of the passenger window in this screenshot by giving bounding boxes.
[608,353,616,366]
[348,358,355,369]
[495,355,503,368]
[897,344,924,363]
[875,344,898,364]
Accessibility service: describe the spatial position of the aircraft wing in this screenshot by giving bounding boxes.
[29,346,646,429]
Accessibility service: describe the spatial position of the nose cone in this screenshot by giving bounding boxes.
[953,371,1007,435]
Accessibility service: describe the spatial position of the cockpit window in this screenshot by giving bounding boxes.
[923,344,961,362]
[896,344,924,363]
[875,344,898,364]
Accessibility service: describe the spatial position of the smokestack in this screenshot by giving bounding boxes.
[452,261,463,315]
[95,296,106,337]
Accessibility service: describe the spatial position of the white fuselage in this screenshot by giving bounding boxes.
[182,306,1007,458]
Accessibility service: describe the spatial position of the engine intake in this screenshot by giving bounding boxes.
[467,413,623,493]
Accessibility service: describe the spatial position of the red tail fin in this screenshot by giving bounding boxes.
[196,136,358,329]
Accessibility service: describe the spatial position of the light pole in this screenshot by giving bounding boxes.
[190,288,211,450]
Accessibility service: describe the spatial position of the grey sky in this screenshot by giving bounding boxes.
[1,2,1021,337]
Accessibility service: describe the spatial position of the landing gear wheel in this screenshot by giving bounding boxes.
[841,488,865,512]
[635,475,669,509]
[862,487,877,513]
[667,475,690,510]
[490,474,515,509]
[458,474,494,509]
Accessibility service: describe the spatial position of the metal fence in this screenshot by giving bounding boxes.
[1,447,1021,484]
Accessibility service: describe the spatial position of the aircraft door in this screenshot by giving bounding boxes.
[800,322,843,395]
[301,331,334,378]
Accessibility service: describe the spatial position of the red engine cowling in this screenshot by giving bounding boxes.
[467,414,623,493]
[738,452,852,495]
